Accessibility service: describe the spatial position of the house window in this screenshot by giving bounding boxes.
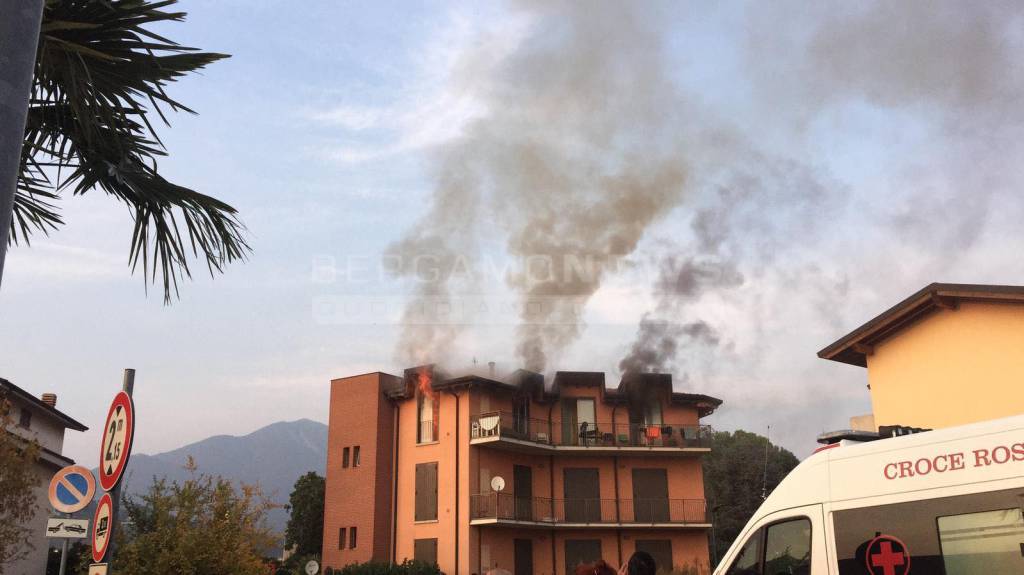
[350,526,357,549]
[338,527,347,550]
[414,538,438,564]
[353,446,360,467]
[415,462,438,521]
[565,540,602,574]
[18,408,31,429]
[417,390,438,443]
[342,447,350,468]
[635,540,673,573]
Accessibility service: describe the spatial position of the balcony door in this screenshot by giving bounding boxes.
[632,468,669,522]
[564,468,601,522]
[514,464,533,521]
[561,398,596,445]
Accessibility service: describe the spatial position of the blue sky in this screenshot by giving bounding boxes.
[3,1,1023,464]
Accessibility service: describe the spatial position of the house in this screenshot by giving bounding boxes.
[818,283,1024,431]
[321,366,721,575]
[0,378,88,575]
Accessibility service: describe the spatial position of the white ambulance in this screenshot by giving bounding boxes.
[713,414,1024,575]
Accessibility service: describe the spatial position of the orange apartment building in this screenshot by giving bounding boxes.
[322,367,722,575]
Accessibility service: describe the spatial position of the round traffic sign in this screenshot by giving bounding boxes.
[48,465,97,514]
[305,560,320,575]
[91,493,114,563]
[98,391,135,491]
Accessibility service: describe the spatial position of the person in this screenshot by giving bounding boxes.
[619,551,657,575]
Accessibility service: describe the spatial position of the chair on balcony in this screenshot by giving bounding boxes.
[578,422,599,446]
[535,432,549,443]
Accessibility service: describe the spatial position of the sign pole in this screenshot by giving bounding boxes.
[57,511,73,575]
[107,368,134,575]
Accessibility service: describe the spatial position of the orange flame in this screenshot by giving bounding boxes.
[417,368,434,398]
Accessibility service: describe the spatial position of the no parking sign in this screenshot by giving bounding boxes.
[48,465,96,514]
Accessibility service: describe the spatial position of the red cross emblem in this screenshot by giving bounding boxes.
[865,535,911,575]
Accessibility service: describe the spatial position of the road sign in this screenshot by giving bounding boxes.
[91,493,113,563]
[98,390,135,491]
[48,465,97,514]
[46,518,89,538]
[305,560,320,575]
[88,564,108,575]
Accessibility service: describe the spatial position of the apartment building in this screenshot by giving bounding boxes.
[322,367,721,575]
[818,283,1024,431]
[0,378,88,575]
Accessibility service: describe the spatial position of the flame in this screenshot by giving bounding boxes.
[417,368,434,398]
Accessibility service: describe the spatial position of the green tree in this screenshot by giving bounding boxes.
[14,0,247,301]
[0,395,42,569]
[285,471,326,557]
[702,429,800,567]
[113,460,278,575]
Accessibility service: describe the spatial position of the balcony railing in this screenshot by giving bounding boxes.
[470,411,710,449]
[470,493,708,525]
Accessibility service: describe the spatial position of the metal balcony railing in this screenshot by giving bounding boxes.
[470,411,710,449]
[469,493,708,525]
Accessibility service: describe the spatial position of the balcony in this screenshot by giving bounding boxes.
[469,493,710,528]
[469,411,711,455]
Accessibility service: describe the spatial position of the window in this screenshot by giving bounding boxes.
[723,518,811,575]
[632,468,669,522]
[414,538,438,564]
[563,468,601,522]
[342,447,350,468]
[338,527,347,550]
[353,446,360,467]
[349,526,357,549]
[724,530,761,575]
[18,408,31,429]
[564,540,602,574]
[938,508,1024,574]
[415,462,438,521]
[833,486,1024,574]
[417,390,438,443]
[635,540,673,574]
[764,519,811,575]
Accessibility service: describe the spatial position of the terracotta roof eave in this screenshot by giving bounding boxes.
[0,379,89,431]
[818,283,1024,367]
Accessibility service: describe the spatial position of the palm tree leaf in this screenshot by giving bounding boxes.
[16,0,244,301]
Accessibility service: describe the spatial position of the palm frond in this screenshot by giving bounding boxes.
[16,0,244,302]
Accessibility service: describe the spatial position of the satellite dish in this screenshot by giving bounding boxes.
[305,560,320,575]
[491,476,506,492]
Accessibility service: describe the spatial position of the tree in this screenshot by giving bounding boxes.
[702,429,800,567]
[285,471,326,558]
[14,0,248,301]
[0,395,42,569]
[113,460,278,575]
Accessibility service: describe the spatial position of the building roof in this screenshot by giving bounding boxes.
[818,283,1024,367]
[0,378,88,431]
[383,366,722,417]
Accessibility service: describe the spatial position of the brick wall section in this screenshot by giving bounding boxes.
[322,372,398,569]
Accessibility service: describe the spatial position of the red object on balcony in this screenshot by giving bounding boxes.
[645,426,661,439]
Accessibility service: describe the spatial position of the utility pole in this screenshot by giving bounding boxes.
[761,425,771,500]
[0,0,44,288]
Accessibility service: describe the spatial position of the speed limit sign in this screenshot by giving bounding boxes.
[98,391,135,491]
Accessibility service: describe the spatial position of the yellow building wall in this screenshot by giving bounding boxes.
[867,302,1024,429]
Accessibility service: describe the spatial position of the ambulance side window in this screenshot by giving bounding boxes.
[764,518,812,575]
[725,529,762,575]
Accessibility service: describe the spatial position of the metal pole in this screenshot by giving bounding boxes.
[0,0,44,288]
[58,538,68,575]
[106,368,134,573]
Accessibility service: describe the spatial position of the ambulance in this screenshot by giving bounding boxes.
[713,414,1024,575]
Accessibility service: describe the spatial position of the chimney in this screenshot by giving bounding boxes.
[41,393,57,408]
[488,361,496,378]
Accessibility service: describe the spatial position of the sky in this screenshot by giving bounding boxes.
[3,0,1024,465]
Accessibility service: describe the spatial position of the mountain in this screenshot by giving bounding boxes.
[111,419,327,549]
